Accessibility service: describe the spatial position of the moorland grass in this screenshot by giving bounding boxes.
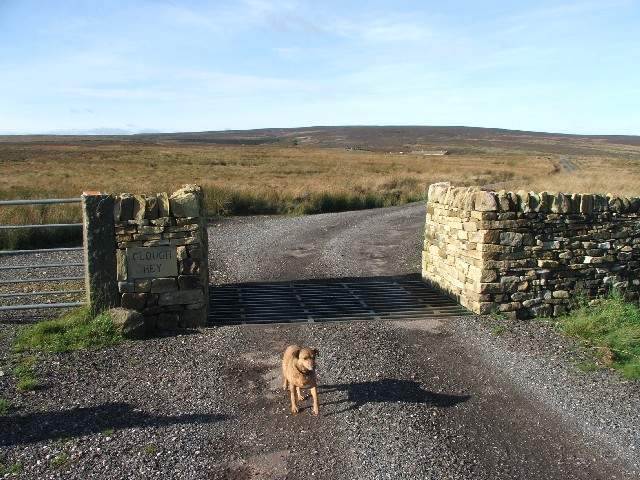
[555,292,640,379]
[1,137,639,249]
[13,306,123,354]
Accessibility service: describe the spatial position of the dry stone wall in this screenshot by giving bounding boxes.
[422,182,640,319]
[112,185,209,332]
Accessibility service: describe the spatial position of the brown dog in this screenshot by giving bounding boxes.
[282,344,319,415]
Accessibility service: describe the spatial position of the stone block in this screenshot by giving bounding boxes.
[134,279,152,292]
[428,182,450,203]
[178,275,203,289]
[151,217,172,227]
[145,196,159,220]
[157,192,170,217]
[118,194,135,221]
[180,257,206,276]
[158,288,205,306]
[496,190,512,211]
[551,193,571,214]
[121,292,147,311]
[118,281,135,293]
[500,232,523,247]
[109,307,146,340]
[170,185,203,218]
[132,195,147,220]
[151,278,179,293]
[473,191,498,212]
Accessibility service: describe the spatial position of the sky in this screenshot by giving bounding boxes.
[0,0,639,136]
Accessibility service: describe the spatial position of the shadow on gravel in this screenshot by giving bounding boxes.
[0,402,233,446]
[321,378,470,415]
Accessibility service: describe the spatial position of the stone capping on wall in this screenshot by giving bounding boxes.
[421,182,640,319]
[81,184,210,334]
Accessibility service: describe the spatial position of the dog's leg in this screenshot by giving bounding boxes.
[296,386,304,402]
[289,385,299,414]
[283,377,288,391]
[310,386,319,415]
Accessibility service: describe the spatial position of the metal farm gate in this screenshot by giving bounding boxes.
[0,198,86,312]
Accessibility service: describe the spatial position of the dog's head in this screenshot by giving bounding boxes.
[295,347,319,372]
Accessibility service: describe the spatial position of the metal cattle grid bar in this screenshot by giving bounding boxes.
[209,279,471,325]
[0,198,86,311]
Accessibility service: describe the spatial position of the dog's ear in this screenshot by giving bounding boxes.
[313,348,319,358]
[293,348,301,359]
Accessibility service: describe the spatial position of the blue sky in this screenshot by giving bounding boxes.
[1,0,638,135]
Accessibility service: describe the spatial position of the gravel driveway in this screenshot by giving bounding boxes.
[1,202,639,479]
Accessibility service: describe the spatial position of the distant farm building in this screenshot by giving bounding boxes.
[410,150,448,156]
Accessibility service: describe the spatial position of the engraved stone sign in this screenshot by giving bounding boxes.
[126,246,178,279]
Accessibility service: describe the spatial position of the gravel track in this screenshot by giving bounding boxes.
[1,202,639,479]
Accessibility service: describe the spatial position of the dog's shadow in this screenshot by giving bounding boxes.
[320,378,470,415]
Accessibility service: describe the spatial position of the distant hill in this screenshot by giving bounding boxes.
[3,126,638,157]
[135,126,640,156]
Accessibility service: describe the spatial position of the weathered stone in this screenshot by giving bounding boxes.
[177,246,188,261]
[109,307,146,340]
[145,196,159,220]
[427,182,450,203]
[158,289,205,306]
[118,281,135,293]
[180,258,205,276]
[474,191,498,212]
[157,192,170,217]
[134,279,152,292]
[496,190,512,212]
[151,217,172,227]
[500,232,523,247]
[118,194,135,221]
[178,275,203,289]
[516,190,530,213]
[551,193,571,214]
[151,278,178,293]
[579,194,594,214]
[121,293,147,311]
[169,185,203,218]
[132,195,147,220]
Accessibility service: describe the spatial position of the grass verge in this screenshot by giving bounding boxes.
[13,307,123,354]
[555,293,640,379]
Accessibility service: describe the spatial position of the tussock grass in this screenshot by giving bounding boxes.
[555,293,640,379]
[13,306,123,354]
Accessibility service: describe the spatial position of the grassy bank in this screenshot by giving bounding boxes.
[13,307,123,354]
[555,293,640,379]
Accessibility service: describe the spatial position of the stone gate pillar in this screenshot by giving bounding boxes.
[82,192,120,313]
[83,185,209,332]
